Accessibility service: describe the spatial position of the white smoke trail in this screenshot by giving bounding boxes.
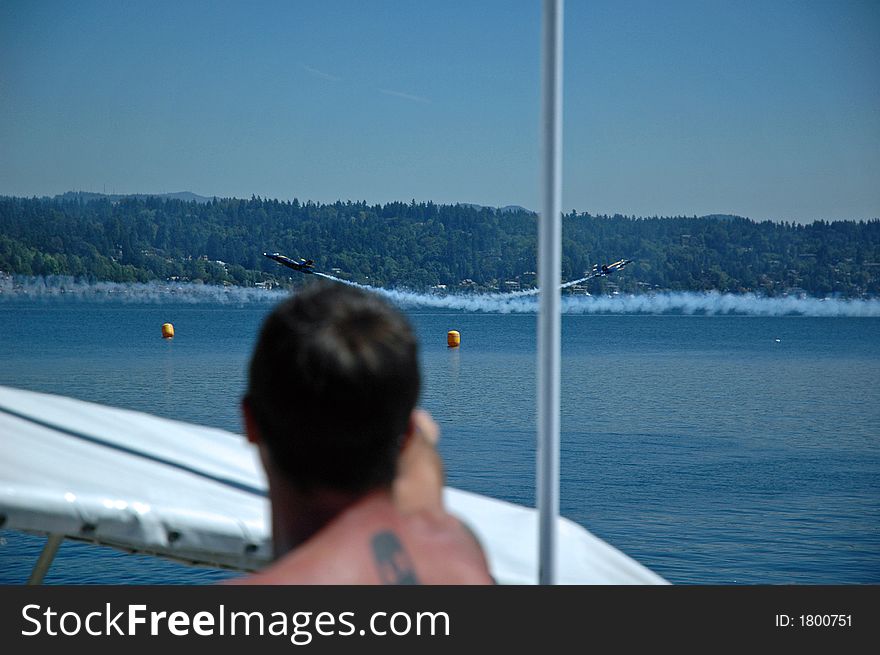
[2,274,878,316]
[0,274,288,304]
[314,272,880,317]
[559,291,880,317]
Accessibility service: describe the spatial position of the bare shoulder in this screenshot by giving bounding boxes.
[228,496,493,585]
[399,511,494,585]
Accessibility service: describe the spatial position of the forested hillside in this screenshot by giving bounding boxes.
[1,195,878,297]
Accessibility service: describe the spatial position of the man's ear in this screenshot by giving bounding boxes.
[241,397,262,446]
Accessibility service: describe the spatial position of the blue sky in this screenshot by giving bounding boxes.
[1,0,878,221]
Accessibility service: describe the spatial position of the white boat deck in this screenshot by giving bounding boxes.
[0,385,666,584]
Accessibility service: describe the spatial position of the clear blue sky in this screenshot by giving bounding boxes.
[1,0,878,221]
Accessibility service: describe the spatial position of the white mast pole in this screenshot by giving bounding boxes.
[537,0,564,585]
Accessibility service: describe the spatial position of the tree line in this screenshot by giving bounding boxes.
[1,195,878,297]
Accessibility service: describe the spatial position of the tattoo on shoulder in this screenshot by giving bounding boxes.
[371,531,420,585]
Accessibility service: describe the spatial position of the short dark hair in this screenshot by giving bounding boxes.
[246,282,420,494]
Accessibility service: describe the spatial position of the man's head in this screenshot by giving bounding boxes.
[244,282,420,495]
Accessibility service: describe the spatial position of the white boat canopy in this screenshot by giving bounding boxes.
[0,385,666,584]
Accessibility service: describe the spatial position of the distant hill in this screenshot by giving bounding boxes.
[700,213,746,222]
[1,195,877,297]
[459,202,535,215]
[499,205,535,214]
[53,191,214,204]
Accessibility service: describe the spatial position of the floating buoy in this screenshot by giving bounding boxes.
[447,330,460,348]
[162,323,175,339]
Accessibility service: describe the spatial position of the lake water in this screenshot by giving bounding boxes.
[1,295,878,584]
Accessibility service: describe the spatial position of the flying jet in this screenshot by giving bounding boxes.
[263,252,316,274]
[591,259,633,276]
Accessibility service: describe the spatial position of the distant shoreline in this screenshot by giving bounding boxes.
[2,196,878,298]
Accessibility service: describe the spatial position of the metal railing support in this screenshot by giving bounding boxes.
[27,533,64,585]
[537,0,564,585]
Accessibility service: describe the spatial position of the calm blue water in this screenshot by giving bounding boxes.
[1,298,878,584]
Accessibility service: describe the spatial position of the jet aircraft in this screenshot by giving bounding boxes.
[263,252,316,274]
[591,259,633,276]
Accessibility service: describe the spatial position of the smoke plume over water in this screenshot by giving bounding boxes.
[2,274,878,317]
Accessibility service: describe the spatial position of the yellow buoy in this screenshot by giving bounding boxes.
[447,330,460,348]
[161,323,175,339]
